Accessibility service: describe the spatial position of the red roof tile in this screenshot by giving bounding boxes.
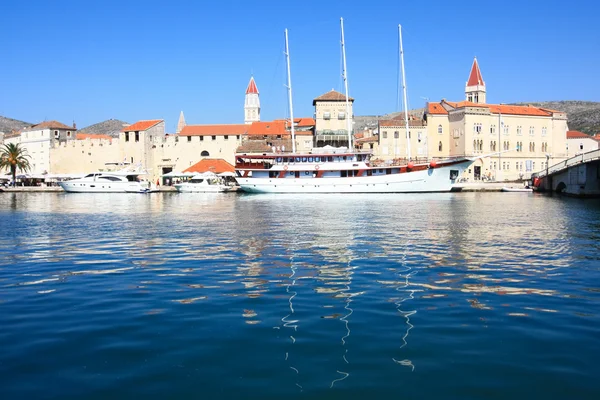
[23,120,75,131]
[121,119,163,132]
[487,104,551,117]
[76,133,112,140]
[273,117,316,127]
[183,158,235,174]
[246,77,259,94]
[247,121,288,136]
[567,130,594,139]
[179,124,247,136]
[313,89,354,105]
[435,100,552,117]
[427,102,448,114]
[467,57,485,87]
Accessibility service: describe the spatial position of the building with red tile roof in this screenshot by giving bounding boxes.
[414,58,570,182]
[22,120,75,132]
[121,119,163,132]
[313,89,354,148]
[567,130,599,156]
[183,158,235,174]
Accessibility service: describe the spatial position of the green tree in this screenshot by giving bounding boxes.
[0,143,31,187]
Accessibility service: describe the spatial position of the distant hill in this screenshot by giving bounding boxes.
[355,101,600,136]
[78,119,129,138]
[0,116,32,134]
[513,101,600,135]
[354,109,424,132]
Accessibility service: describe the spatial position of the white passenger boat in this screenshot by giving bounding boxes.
[58,171,154,193]
[174,172,231,193]
[235,22,471,194]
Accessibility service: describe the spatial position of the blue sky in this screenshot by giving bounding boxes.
[1,0,598,132]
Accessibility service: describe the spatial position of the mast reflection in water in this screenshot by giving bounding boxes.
[0,192,599,399]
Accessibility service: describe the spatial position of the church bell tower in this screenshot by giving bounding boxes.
[465,57,486,104]
[244,76,260,124]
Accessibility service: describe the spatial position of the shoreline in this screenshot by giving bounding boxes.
[1,182,524,193]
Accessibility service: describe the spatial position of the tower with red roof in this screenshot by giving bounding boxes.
[465,57,486,104]
[244,76,260,124]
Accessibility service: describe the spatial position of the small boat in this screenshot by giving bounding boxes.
[125,187,160,194]
[174,172,231,193]
[58,170,154,193]
[501,186,533,192]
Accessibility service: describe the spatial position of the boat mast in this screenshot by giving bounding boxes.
[284,28,296,154]
[340,18,352,150]
[399,24,411,160]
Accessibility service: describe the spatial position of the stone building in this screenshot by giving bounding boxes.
[419,58,568,181]
[567,130,599,156]
[6,120,77,174]
[313,89,354,147]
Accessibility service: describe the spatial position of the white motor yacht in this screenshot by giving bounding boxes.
[58,171,155,193]
[174,172,231,193]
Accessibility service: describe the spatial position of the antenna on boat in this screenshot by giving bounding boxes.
[399,24,411,160]
[284,28,296,154]
[340,18,352,151]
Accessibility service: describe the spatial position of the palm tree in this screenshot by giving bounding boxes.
[0,143,31,187]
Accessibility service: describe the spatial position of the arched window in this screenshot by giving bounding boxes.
[201,150,210,157]
[439,141,443,152]
[438,125,442,134]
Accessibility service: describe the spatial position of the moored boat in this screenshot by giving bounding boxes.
[58,170,154,193]
[235,21,471,194]
[501,186,533,192]
[174,172,231,193]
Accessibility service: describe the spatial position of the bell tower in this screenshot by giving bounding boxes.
[244,76,260,124]
[465,57,486,104]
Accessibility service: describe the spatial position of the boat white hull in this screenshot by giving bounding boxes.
[59,181,152,193]
[238,161,470,193]
[174,184,230,193]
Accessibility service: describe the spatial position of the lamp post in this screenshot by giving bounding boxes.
[545,153,550,191]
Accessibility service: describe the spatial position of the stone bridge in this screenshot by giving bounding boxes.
[533,149,600,197]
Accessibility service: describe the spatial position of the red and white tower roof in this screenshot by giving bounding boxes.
[246,76,259,94]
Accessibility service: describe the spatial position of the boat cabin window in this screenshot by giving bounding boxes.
[99,176,122,181]
[315,157,320,162]
[328,156,334,162]
[450,170,459,180]
[127,175,138,182]
[84,173,96,178]
[190,179,204,183]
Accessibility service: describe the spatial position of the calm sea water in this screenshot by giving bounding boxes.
[0,192,599,399]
